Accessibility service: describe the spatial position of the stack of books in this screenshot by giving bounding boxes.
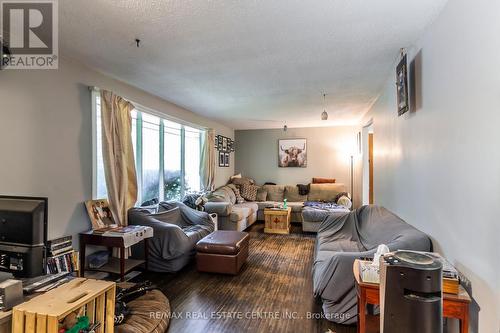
[46,236,79,274]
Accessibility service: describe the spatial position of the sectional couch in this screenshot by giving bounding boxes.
[204,183,351,231]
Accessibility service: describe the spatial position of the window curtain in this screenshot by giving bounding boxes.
[100,90,138,226]
[200,129,216,191]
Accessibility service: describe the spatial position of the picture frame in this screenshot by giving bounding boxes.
[222,137,228,151]
[84,199,117,230]
[224,152,230,167]
[218,135,223,150]
[278,138,307,168]
[396,53,409,116]
[215,135,235,153]
[219,151,225,167]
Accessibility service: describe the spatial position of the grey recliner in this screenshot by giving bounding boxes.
[313,205,432,324]
[128,201,215,272]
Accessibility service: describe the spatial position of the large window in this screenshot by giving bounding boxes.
[92,93,203,204]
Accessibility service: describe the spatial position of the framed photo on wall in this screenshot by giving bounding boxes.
[222,137,228,151]
[219,151,225,167]
[224,153,230,167]
[278,138,307,168]
[396,53,409,116]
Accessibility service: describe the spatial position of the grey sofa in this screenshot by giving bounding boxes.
[204,183,351,231]
[128,201,215,272]
[312,205,431,324]
[204,184,259,231]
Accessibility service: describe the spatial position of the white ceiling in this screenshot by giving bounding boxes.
[60,0,448,129]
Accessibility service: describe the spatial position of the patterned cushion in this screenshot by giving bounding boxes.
[240,184,259,201]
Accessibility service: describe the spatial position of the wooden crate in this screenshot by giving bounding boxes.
[264,207,291,234]
[12,278,115,333]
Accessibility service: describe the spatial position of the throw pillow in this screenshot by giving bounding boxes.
[231,177,254,187]
[256,188,268,202]
[230,173,242,180]
[234,187,245,204]
[312,177,336,184]
[337,196,352,209]
[240,184,259,201]
[227,183,245,204]
[334,192,350,203]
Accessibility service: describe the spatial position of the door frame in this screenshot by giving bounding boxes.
[362,120,374,205]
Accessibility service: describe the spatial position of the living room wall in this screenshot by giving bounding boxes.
[235,126,358,192]
[362,0,500,331]
[0,57,234,243]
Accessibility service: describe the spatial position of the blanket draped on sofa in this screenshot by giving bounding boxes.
[312,205,431,324]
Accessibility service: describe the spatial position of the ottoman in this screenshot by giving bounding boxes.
[196,230,249,275]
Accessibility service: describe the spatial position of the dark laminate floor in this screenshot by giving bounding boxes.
[141,222,358,333]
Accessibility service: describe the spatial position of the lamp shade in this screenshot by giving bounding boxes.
[321,110,328,120]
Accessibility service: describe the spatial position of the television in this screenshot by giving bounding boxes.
[0,196,48,277]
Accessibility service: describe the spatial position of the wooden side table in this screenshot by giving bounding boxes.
[264,207,291,234]
[79,231,150,282]
[353,259,471,333]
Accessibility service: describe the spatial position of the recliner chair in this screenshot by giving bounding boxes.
[128,201,215,272]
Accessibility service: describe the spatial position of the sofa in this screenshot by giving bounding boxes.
[204,183,351,231]
[312,205,432,324]
[128,201,215,272]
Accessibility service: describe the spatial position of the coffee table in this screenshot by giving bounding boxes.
[353,259,471,333]
[263,207,292,234]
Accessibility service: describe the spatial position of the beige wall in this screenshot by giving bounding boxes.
[0,57,234,242]
[362,0,500,331]
[235,126,359,197]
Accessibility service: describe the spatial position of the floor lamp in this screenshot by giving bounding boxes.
[350,155,354,207]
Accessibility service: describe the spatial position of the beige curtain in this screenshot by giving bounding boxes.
[100,90,138,226]
[200,129,216,191]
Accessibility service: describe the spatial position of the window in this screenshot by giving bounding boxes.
[92,92,203,204]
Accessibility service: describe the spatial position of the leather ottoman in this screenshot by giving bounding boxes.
[196,230,249,275]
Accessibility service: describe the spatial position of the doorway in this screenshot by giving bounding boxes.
[368,133,374,204]
[362,122,374,205]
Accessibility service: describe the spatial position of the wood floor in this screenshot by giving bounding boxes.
[141,222,358,333]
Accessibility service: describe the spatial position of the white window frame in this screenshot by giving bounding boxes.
[91,88,205,203]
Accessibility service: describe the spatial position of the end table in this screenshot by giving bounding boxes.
[264,207,292,234]
[353,259,471,333]
[80,229,152,282]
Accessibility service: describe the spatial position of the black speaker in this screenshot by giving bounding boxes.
[380,251,443,333]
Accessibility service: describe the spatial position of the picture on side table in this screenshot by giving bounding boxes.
[278,138,307,167]
[84,199,117,230]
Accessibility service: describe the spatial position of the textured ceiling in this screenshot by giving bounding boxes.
[60,0,448,129]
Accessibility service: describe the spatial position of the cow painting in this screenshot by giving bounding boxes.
[278,139,307,167]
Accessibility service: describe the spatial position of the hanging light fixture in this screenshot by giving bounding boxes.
[321,93,328,120]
